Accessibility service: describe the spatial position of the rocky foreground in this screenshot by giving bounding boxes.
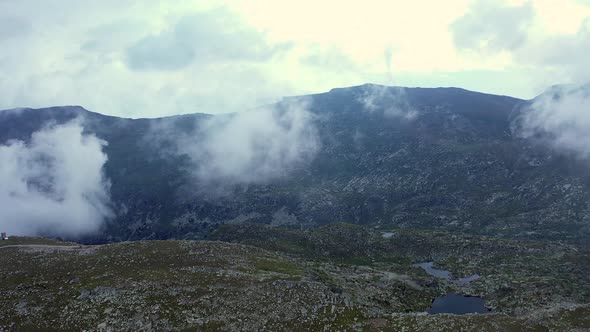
[1,225,589,331]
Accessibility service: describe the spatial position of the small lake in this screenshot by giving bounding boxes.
[413,261,480,286]
[427,293,490,315]
[381,232,396,238]
[413,262,452,280]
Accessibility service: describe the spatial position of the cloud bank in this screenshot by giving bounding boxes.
[0,121,112,236]
[516,84,590,159]
[125,8,289,72]
[6,0,590,118]
[451,0,534,54]
[450,0,590,90]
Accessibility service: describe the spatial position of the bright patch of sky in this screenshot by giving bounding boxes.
[0,0,588,117]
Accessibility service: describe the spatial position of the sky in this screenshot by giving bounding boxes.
[1,0,589,118]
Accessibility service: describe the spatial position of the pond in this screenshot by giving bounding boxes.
[413,261,480,285]
[413,262,452,280]
[427,293,490,315]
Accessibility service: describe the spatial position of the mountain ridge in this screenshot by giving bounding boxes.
[1,84,589,244]
[1,84,527,120]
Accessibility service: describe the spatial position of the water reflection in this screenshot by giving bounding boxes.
[427,293,490,314]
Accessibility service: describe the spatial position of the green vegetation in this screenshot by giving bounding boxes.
[253,258,304,277]
[1,227,589,331]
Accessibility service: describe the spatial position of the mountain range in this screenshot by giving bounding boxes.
[1,84,589,244]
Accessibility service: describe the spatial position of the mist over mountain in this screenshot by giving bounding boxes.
[0,120,112,236]
[2,84,590,244]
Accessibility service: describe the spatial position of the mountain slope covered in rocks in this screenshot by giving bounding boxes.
[1,84,589,243]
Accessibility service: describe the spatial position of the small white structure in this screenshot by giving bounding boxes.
[0,232,8,240]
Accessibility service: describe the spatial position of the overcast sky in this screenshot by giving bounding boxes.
[0,0,589,117]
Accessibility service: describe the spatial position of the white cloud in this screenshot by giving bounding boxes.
[516,84,590,159]
[1,0,590,117]
[0,1,296,117]
[356,84,417,120]
[450,0,590,91]
[148,98,320,188]
[516,18,590,84]
[0,121,112,236]
[125,8,290,71]
[187,98,319,185]
[450,0,535,54]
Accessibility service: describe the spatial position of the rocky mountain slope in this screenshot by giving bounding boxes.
[1,84,590,243]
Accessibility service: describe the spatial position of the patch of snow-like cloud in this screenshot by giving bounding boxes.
[516,84,590,159]
[0,121,112,237]
[148,98,320,189]
[356,84,417,120]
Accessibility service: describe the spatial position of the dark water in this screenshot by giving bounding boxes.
[427,293,489,314]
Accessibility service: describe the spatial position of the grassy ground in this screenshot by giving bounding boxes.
[0,229,589,331]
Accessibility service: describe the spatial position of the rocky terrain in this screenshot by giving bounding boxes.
[2,84,590,330]
[2,84,590,244]
[1,225,589,331]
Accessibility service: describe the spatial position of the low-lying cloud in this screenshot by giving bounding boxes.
[356,84,417,120]
[0,121,112,237]
[177,99,320,186]
[516,84,590,159]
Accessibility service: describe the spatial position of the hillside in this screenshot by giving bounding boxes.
[1,84,590,243]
